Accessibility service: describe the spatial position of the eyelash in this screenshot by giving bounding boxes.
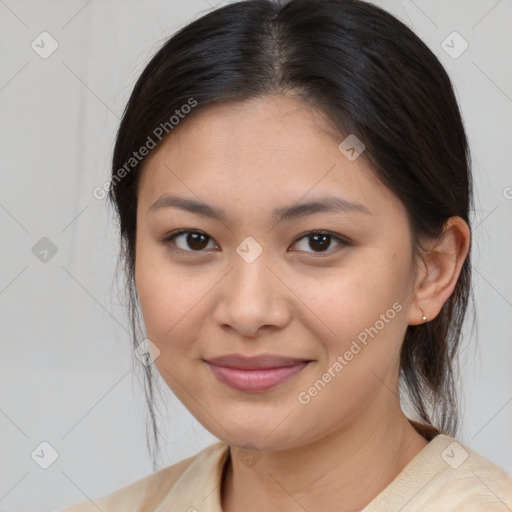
[161,229,351,256]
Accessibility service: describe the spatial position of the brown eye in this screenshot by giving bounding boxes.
[163,230,217,252]
[290,231,348,255]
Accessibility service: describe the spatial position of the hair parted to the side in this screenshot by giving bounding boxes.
[107,0,474,469]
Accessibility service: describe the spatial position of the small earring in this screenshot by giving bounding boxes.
[420,308,427,324]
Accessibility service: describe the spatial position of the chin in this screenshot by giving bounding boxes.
[217,430,300,453]
[197,408,309,453]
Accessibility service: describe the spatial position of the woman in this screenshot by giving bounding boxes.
[59,0,512,510]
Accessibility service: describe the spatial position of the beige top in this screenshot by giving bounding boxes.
[58,434,512,512]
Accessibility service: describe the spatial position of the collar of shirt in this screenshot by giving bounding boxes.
[154,440,229,512]
[152,434,512,512]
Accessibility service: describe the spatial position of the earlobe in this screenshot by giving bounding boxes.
[408,216,470,325]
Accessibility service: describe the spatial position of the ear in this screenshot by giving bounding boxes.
[407,216,471,325]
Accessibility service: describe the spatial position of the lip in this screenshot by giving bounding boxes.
[204,354,312,392]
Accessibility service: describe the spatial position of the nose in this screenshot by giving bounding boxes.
[212,250,291,338]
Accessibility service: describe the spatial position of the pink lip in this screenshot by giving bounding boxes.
[204,354,311,392]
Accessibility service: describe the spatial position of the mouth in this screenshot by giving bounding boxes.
[203,354,312,393]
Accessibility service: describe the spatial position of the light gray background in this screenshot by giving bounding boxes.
[0,1,511,511]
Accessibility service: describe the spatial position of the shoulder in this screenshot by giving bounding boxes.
[364,434,512,511]
[409,435,512,511]
[436,437,512,510]
[55,441,228,512]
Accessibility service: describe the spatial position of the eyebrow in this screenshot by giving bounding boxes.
[148,194,371,223]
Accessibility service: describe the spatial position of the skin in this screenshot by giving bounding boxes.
[135,93,470,512]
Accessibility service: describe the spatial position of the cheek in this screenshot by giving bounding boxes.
[134,245,214,358]
[291,253,410,346]
[288,254,412,412]
[291,267,409,427]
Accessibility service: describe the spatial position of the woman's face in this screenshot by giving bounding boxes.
[135,93,420,451]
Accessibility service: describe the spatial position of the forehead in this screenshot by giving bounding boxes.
[137,94,399,219]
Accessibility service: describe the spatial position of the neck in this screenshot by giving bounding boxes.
[221,399,429,512]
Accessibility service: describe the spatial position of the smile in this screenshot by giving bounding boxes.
[204,354,311,392]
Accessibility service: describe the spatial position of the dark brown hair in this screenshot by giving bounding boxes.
[107,0,473,468]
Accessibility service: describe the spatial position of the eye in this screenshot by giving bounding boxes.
[162,229,350,255]
[289,231,349,255]
[162,230,218,252]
